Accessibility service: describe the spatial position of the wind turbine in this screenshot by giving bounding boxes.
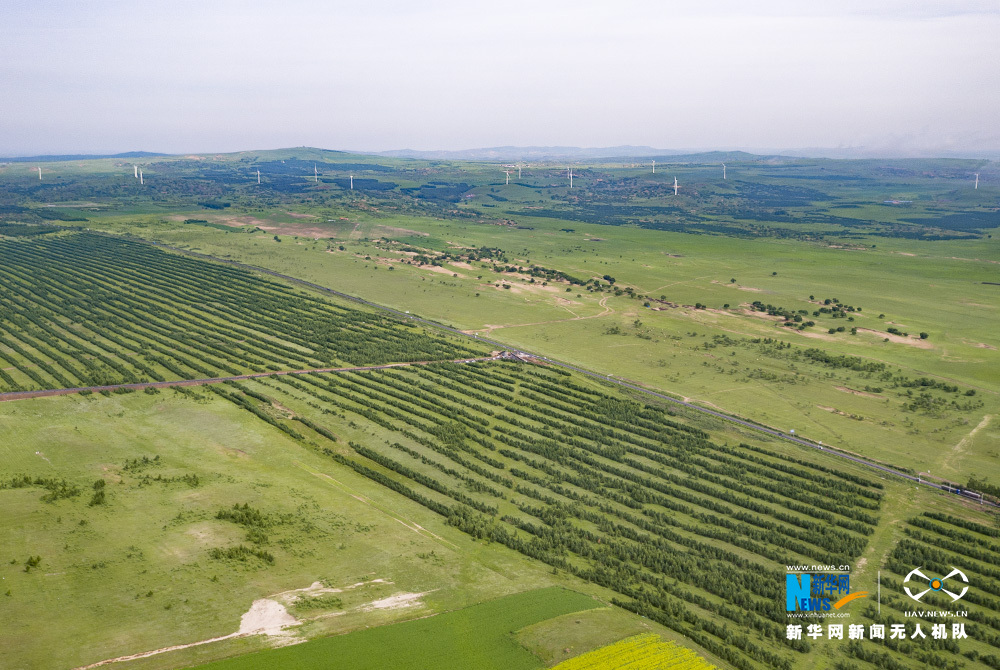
[975,173,979,189]
[314,164,318,183]
[257,170,261,184]
[722,163,726,180]
[568,167,574,188]
[350,174,354,190]
[139,169,144,185]
[134,165,138,179]
[673,176,678,196]
[502,169,513,185]
[515,162,524,179]
[37,167,42,180]
[652,159,655,174]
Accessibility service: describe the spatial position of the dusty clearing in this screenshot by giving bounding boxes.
[421,265,464,277]
[272,579,391,602]
[373,224,429,238]
[363,591,432,612]
[817,405,859,419]
[857,328,933,349]
[835,386,882,398]
[712,280,763,292]
[239,599,299,636]
[792,330,842,342]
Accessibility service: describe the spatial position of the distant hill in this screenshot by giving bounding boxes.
[375,146,688,161]
[0,151,168,163]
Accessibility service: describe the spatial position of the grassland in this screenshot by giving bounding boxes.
[11,146,987,487]
[75,204,999,484]
[1,149,999,669]
[0,390,570,669]
[193,587,602,670]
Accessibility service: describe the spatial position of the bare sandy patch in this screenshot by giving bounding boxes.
[857,328,933,349]
[217,215,270,228]
[492,281,565,296]
[285,211,317,219]
[974,342,998,350]
[184,523,229,544]
[276,226,336,239]
[239,599,298,636]
[713,280,764,292]
[362,591,432,612]
[450,261,476,270]
[421,265,464,277]
[835,386,881,398]
[187,214,341,239]
[374,224,429,238]
[793,330,839,342]
[272,579,390,604]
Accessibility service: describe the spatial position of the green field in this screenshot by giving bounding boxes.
[194,587,601,670]
[1,149,999,669]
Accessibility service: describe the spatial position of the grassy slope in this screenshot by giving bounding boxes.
[86,210,999,483]
[0,391,566,669]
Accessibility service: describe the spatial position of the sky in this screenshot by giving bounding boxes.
[3,0,1000,157]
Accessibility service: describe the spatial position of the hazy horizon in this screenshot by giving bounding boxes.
[4,1,999,158]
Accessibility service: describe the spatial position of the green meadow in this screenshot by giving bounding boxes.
[193,588,602,670]
[80,207,999,483]
[0,391,563,669]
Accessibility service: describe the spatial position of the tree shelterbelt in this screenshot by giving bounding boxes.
[0,232,486,393]
[206,360,894,670]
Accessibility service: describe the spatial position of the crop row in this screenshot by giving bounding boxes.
[0,233,484,391]
[209,359,884,670]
